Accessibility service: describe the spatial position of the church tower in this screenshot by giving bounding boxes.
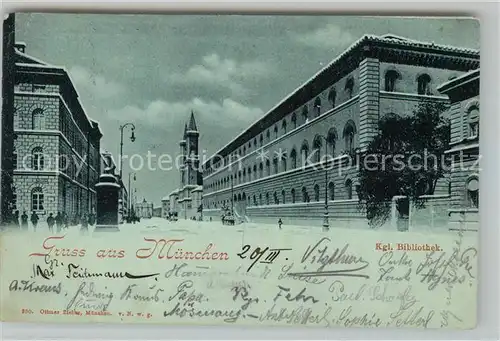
[179,123,187,188]
[185,111,200,186]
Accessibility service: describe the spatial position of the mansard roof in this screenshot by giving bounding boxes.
[202,34,479,168]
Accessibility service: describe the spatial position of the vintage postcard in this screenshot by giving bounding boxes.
[0,13,480,329]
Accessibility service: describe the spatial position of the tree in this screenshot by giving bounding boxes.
[357,100,450,227]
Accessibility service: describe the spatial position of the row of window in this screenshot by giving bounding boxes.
[205,71,438,177]
[206,180,356,209]
[12,147,98,186]
[205,122,356,192]
[205,77,357,176]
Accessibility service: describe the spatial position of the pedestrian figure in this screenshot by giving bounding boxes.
[88,212,96,227]
[13,210,20,229]
[21,211,29,230]
[55,212,62,233]
[278,218,283,230]
[30,211,39,231]
[47,213,55,233]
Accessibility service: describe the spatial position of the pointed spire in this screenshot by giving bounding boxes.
[187,110,198,132]
[183,123,188,138]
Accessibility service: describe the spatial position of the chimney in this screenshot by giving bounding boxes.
[14,41,26,53]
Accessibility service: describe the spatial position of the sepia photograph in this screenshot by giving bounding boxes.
[0,12,480,329]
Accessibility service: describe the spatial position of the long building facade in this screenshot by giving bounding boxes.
[201,34,479,229]
[12,43,102,223]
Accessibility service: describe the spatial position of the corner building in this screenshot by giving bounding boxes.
[202,34,479,228]
[438,69,480,231]
[12,43,102,221]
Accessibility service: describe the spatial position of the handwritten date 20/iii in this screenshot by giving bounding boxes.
[237,245,291,272]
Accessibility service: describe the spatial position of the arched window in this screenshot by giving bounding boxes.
[31,187,44,211]
[345,179,353,200]
[243,169,246,182]
[274,125,278,139]
[32,108,45,130]
[466,176,479,208]
[329,182,335,201]
[254,138,257,149]
[253,195,257,205]
[314,97,321,117]
[248,167,252,181]
[290,148,297,169]
[259,134,263,147]
[291,188,296,204]
[314,184,320,201]
[273,191,279,205]
[302,106,308,123]
[327,128,338,157]
[266,130,270,142]
[282,189,286,204]
[265,159,271,176]
[243,146,246,155]
[291,113,297,129]
[468,106,479,138]
[417,74,432,95]
[281,154,287,172]
[328,88,337,108]
[385,70,400,92]
[32,147,44,170]
[345,77,354,99]
[312,135,323,163]
[300,140,309,166]
[266,193,270,205]
[259,193,263,205]
[282,119,287,134]
[343,120,356,153]
[238,171,242,184]
[302,186,309,203]
[273,157,279,174]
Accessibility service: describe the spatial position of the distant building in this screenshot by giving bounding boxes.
[169,112,203,220]
[438,69,479,231]
[136,198,153,219]
[161,195,170,219]
[152,206,162,218]
[12,42,102,221]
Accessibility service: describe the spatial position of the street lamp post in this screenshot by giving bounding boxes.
[119,123,136,181]
[317,135,330,232]
[128,172,136,215]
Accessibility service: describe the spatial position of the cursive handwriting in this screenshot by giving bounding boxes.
[9,279,62,294]
[290,238,369,279]
[120,284,164,303]
[273,285,319,304]
[66,282,114,312]
[65,263,158,280]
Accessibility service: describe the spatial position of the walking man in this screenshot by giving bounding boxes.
[30,211,39,231]
[278,218,283,230]
[13,210,20,229]
[55,212,62,233]
[47,213,55,233]
[20,211,28,231]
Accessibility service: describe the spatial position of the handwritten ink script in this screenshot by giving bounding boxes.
[0,228,478,329]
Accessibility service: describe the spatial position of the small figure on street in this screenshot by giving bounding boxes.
[80,213,89,232]
[30,211,39,231]
[88,211,96,227]
[13,210,20,229]
[47,213,55,232]
[21,211,29,230]
[278,218,283,230]
[55,212,62,233]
